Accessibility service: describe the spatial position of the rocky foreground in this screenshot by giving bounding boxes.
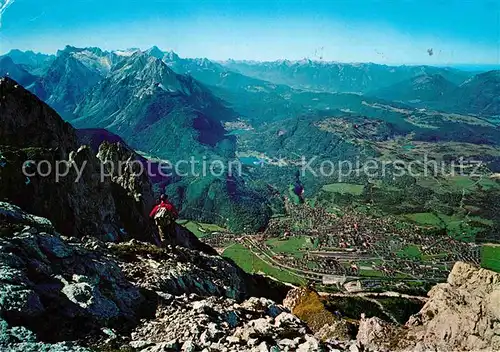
[0,201,337,351]
[2,201,500,351]
[1,77,500,351]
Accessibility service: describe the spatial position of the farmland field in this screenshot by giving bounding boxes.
[481,245,500,272]
[222,243,305,285]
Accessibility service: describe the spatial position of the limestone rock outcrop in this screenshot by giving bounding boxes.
[403,262,500,351]
[356,262,500,351]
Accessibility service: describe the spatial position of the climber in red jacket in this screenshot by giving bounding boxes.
[149,194,179,219]
[150,194,179,246]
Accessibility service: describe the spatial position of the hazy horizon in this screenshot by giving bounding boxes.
[3,45,500,71]
[0,0,499,66]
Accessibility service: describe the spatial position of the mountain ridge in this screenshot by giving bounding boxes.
[222,59,472,93]
[72,51,236,158]
[367,73,458,103]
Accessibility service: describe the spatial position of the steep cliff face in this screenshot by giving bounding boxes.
[0,77,77,157]
[0,77,155,242]
[357,262,500,351]
[96,141,157,243]
[33,52,103,119]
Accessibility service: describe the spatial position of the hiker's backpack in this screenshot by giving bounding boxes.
[154,206,175,228]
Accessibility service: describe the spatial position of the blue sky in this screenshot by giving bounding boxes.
[0,0,498,64]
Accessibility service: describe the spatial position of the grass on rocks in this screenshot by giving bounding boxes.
[292,289,337,333]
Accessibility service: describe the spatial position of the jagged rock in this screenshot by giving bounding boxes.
[110,240,285,301]
[0,202,54,232]
[0,202,144,342]
[283,286,304,311]
[297,334,322,351]
[241,296,286,318]
[402,262,500,351]
[96,141,158,243]
[0,79,158,242]
[131,295,341,351]
[0,317,91,351]
[0,202,291,350]
[0,144,123,240]
[315,320,354,342]
[66,145,123,239]
[59,276,120,319]
[356,315,400,351]
[355,262,500,352]
[0,283,45,319]
[111,241,247,299]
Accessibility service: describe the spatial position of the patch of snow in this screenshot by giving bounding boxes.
[114,50,138,57]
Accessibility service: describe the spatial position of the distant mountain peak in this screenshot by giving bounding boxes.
[412,73,447,84]
[88,51,190,102]
[164,50,180,62]
[192,57,217,69]
[454,69,500,116]
[459,69,500,87]
[0,55,14,65]
[1,49,55,76]
[5,49,53,58]
[0,56,37,87]
[57,45,81,56]
[57,45,109,58]
[5,49,27,56]
[368,72,457,103]
[478,69,500,79]
[297,58,313,65]
[113,48,141,57]
[145,45,165,60]
[276,59,292,66]
[222,59,473,93]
